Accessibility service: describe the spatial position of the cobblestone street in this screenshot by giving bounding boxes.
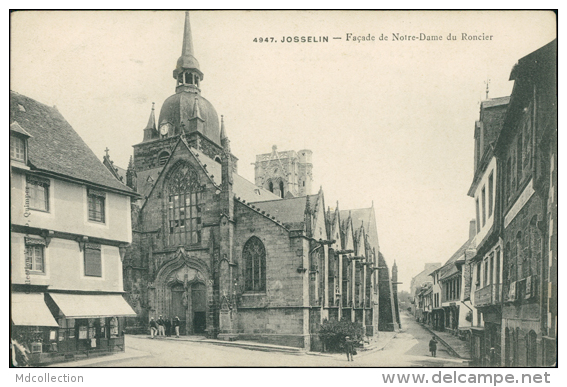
[57,313,467,367]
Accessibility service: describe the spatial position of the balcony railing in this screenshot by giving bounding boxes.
[474,283,501,308]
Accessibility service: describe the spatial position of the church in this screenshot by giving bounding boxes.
[111,12,399,350]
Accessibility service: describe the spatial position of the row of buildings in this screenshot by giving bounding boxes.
[411,39,557,367]
[10,12,401,363]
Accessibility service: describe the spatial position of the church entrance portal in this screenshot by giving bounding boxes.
[169,281,207,335]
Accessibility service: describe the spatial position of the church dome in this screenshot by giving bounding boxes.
[158,91,220,146]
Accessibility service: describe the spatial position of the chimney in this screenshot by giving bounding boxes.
[469,219,476,240]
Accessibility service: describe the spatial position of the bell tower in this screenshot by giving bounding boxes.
[254,146,313,198]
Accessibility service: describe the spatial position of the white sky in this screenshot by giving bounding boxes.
[10,10,556,292]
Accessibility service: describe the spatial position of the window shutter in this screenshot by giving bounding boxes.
[84,245,102,277]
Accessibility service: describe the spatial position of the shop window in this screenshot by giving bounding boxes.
[88,189,106,223]
[27,176,50,212]
[243,236,266,292]
[110,317,119,337]
[84,243,102,277]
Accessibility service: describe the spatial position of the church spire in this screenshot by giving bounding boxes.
[143,102,156,141]
[220,115,231,153]
[145,102,156,130]
[173,12,204,93]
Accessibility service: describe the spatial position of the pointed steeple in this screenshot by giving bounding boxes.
[126,155,137,191]
[173,12,204,90]
[191,97,204,121]
[220,115,231,153]
[145,102,156,130]
[304,195,312,236]
[143,103,156,141]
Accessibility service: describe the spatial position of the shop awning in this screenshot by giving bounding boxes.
[11,293,59,327]
[48,293,137,318]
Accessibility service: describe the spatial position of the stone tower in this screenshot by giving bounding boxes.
[254,146,313,198]
[132,12,237,176]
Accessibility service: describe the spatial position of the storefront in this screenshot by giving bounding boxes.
[11,292,61,365]
[45,293,137,360]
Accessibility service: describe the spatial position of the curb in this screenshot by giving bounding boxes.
[357,333,397,357]
[141,335,304,354]
[419,323,468,360]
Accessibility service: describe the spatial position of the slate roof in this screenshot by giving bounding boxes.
[435,238,474,281]
[10,121,32,137]
[250,194,318,229]
[480,96,510,149]
[340,207,379,250]
[137,167,163,200]
[10,91,135,195]
[188,147,279,203]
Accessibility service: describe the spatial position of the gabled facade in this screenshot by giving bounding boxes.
[467,96,509,366]
[428,221,475,334]
[10,91,138,365]
[494,39,557,367]
[410,262,441,318]
[117,12,392,351]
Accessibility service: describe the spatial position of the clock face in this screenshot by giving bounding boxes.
[160,123,170,136]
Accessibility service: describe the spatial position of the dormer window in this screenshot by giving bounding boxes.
[10,135,26,162]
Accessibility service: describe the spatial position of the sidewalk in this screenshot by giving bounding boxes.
[48,331,398,366]
[148,334,304,354]
[419,324,471,360]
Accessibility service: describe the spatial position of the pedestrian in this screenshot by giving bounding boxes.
[149,318,158,339]
[429,336,438,357]
[173,316,181,338]
[157,315,166,336]
[165,316,172,337]
[345,336,354,362]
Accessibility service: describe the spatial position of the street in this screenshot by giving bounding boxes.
[66,313,467,367]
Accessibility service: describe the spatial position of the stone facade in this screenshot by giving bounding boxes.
[111,12,396,350]
[254,146,313,198]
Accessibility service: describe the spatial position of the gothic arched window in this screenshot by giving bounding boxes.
[243,237,266,292]
[165,161,202,246]
[279,181,284,198]
[268,181,274,193]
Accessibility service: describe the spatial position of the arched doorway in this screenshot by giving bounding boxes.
[504,328,511,366]
[170,283,186,335]
[192,282,207,334]
[169,281,207,335]
[527,330,538,366]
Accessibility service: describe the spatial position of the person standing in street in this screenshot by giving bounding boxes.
[165,316,172,337]
[173,316,181,338]
[157,315,165,337]
[429,336,438,357]
[149,318,158,339]
[345,336,354,362]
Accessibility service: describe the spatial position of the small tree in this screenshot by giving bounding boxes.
[319,318,365,352]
